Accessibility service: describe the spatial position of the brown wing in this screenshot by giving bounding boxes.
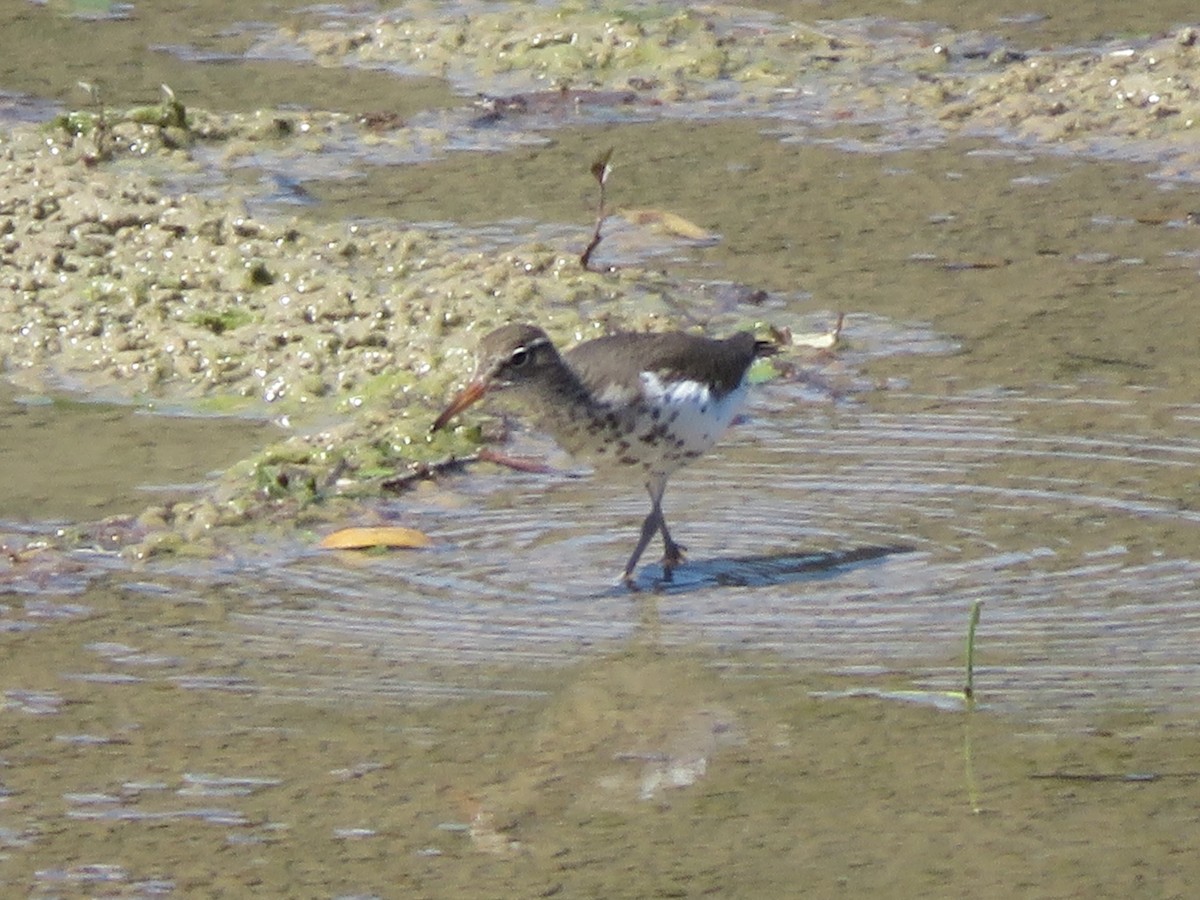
[564,331,764,401]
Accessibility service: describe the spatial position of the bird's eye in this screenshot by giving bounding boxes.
[509,347,530,368]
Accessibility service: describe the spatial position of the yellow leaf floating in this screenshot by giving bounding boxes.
[318,526,431,550]
[617,208,717,241]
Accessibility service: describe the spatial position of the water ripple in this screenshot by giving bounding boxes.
[207,386,1200,726]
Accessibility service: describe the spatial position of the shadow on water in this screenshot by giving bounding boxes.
[631,543,914,593]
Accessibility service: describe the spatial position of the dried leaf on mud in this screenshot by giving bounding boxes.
[617,208,717,241]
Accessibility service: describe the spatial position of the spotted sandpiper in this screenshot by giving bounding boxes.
[432,323,775,584]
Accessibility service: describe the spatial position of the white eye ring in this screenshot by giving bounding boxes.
[509,347,530,368]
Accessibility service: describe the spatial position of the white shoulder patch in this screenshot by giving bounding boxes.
[639,372,713,407]
[639,371,747,448]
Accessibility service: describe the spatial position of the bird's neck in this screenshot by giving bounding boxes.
[517,360,598,427]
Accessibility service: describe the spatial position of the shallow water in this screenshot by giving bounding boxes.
[0,383,276,522]
[191,374,1200,726]
[6,374,1200,893]
[4,0,1200,896]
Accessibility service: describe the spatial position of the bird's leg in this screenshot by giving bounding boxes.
[622,505,661,586]
[648,474,686,572]
[659,517,686,569]
[621,475,685,586]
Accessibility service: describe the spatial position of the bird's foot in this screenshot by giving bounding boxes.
[619,543,687,590]
[658,542,687,583]
[662,541,687,568]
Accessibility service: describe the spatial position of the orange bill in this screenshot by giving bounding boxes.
[431,379,488,431]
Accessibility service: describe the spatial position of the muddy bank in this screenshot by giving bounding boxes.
[0,103,826,558]
[288,2,1200,170]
